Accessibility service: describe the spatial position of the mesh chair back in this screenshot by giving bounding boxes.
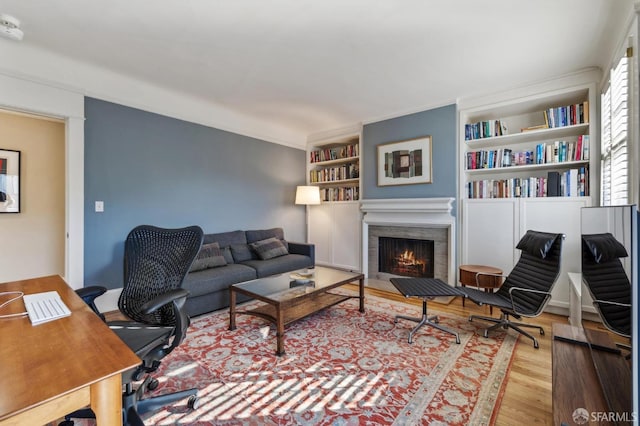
[118,225,203,325]
[496,232,563,316]
[581,236,631,337]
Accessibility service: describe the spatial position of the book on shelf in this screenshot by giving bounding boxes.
[310,143,359,163]
[319,186,360,202]
[464,119,508,141]
[543,101,589,128]
[465,137,590,170]
[466,101,588,142]
[466,167,588,199]
[310,163,359,183]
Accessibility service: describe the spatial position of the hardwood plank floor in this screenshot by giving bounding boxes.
[358,285,628,426]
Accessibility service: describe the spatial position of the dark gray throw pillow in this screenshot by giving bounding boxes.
[190,242,227,272]
[250,237,289,260]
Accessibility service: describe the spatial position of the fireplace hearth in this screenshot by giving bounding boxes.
[378,237,434,278]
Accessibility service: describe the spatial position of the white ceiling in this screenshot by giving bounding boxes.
[0,0,634,147]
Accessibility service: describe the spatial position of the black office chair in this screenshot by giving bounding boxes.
[459,230,564,348]
[61,224,204,426]
[581,233,631,345]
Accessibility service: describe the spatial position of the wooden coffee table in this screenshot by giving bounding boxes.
[229,266,365,355]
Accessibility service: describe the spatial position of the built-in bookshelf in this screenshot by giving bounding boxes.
[458,69,600,317]
[306,126,362,272]
[308,136,360,202]
[460,85,596,200]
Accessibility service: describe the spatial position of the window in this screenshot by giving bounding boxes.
[600,53,630,206]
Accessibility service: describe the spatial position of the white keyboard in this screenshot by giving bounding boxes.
[23,291,71,325]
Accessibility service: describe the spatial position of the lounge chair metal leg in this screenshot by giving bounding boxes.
[469,313,542,348]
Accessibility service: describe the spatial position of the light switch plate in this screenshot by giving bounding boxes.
[95,201,104,212]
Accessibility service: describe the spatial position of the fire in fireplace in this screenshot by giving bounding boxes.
[378,236,434,278]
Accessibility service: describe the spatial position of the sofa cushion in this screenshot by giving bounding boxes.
[203,230,245,265]
[246,227,285,243]
[183,263,257,298]
[250,237,289,260]
[230,243,257,262]
[242,254,312,278]
[203,230,247,247]
[190,242,227,272]
[246,227,289,250]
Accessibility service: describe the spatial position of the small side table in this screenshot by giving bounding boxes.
[459,264,503,314]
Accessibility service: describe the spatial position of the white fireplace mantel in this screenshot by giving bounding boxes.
[360,198,456,285]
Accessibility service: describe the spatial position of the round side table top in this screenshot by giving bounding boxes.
[459,264,503,288]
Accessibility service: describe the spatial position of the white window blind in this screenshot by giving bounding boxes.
[601,54,629,206]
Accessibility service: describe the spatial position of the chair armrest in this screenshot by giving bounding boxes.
[76,285,107,302]
[508,287,552,317]
[592,299,631,308]
[76,286,107,320]
[288,241,315,266]
[140,288,190,315]
[473,272,507,288]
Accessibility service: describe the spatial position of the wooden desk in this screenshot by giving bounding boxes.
[552,323,632,425]
[0,275,140,426]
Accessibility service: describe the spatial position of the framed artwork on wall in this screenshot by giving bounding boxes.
[0,149,20,213]
[377,136,432,186]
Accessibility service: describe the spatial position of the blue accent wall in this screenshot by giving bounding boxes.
[84,98,306,289]
[362,104,457,204]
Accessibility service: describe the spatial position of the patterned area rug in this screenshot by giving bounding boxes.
[144,293,517,425]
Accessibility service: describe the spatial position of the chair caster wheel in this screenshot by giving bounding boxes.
[147,378,159,391]
[539,329,545,336]
[59,421,74,426]
[188,395,200,410]
[534,341,540,349]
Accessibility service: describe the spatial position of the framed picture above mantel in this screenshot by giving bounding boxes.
[377,136,432,186]
[0,149,20,213]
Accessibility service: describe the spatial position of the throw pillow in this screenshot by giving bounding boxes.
[250,237,289,260]
[190,242,227,272]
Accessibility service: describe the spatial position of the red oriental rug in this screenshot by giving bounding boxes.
[144,293,517,425]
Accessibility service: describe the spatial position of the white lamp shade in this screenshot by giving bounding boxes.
[295,186,321,205]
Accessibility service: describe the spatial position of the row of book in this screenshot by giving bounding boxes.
[465,136,590,170]
[466,168,589,198]
[464,119,508,141]
[309,163,359,183]
[310,143,359,163]
[544,101,589,128]
[464,101,589,141]
[320,186,360,202]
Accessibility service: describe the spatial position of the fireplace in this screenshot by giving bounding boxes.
[378,237,434,278]
[360,198,456,286]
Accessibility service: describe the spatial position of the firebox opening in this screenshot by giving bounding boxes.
[378,236,435,278]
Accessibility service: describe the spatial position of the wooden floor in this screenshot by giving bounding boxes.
[358,285,627,426]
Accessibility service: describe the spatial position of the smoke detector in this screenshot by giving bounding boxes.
[0,14,24,41]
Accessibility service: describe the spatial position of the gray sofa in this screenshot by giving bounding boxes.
[183,227,314,317]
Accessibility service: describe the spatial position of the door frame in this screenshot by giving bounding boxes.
[0,72,84,288]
